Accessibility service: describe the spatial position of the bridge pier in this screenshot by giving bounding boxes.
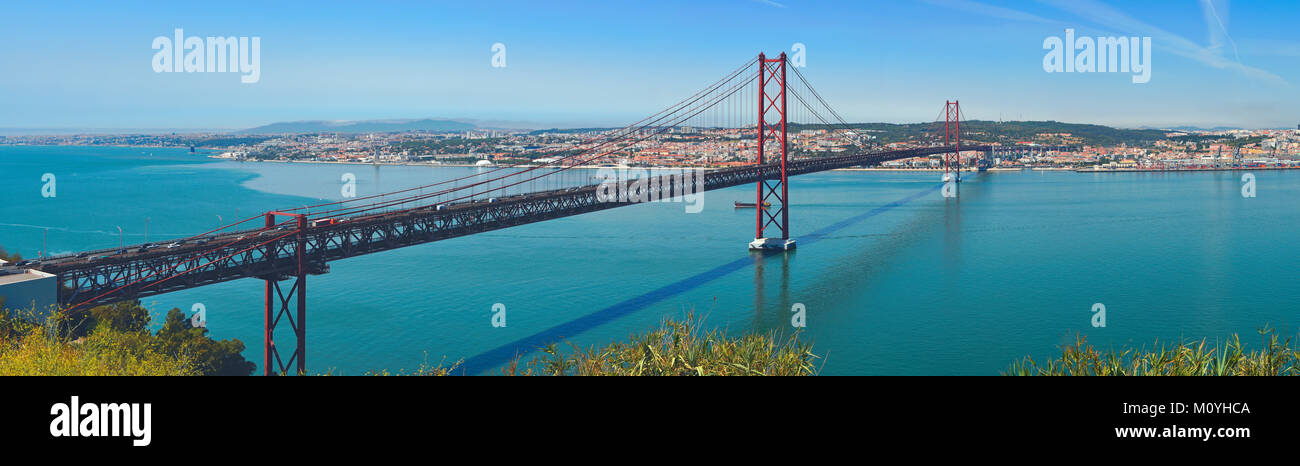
[941,100,961,184]
[262,212,309,376]
[263,273,306,376]
[749,52,795,252]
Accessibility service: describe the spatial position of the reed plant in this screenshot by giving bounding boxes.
[498,312,819,376]
[1006,326,1300,376]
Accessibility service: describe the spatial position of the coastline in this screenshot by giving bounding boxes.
[1076,166,1300,173]
[12,146,1294,174]
[211,156,1046,173]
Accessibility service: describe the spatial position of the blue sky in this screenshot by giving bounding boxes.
[1,0,1296,130]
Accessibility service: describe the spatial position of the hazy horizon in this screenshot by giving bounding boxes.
[0,119,1291,138]
[4,1,1299,132]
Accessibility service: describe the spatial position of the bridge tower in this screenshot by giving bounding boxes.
[942,100,961,183]
[749,52,796,251]
[262,212,309,376]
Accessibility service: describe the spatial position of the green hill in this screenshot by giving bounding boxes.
[792,120,1170,147]
[239,119,476,134]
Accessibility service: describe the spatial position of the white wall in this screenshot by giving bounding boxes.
[0,270,59,318]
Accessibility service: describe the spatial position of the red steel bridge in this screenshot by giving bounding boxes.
[24,53,1075,375]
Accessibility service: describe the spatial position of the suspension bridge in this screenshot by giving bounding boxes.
[18,53,1074,374]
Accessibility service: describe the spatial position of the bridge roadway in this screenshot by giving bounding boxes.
[31,144,1071,308]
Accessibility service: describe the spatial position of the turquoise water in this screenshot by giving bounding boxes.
[3,145,1298,375]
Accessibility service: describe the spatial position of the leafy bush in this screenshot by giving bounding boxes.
[0,301,255,376]
[0,309,192,376]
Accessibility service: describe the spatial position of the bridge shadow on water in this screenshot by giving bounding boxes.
[746,175,985,339]
[457,177,983,374]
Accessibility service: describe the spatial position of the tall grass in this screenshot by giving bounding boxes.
[363,313,819,376]
[498,313,819,376]
[360,354,462,376]
[1006,326,1300,376]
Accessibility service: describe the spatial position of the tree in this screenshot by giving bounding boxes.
[58,300,255,376]
[0,246,20,262]
[154,308,256,376]
[66,300,151,339]
[1,245,254,375]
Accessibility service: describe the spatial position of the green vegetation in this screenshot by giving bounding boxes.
[1167,133,1230,144]
[503,314,817,376]
[512,313,816,374]
[359,356,462,376]
[378,313,819,376]
[387,137,506,156]
[1226,135,1267,148]
[793,120,1170,147]
[0,308,191,375]
[0,300,256,376]
[189,135,276,148]
[0,246,21,262]
[1006,326,1300,376]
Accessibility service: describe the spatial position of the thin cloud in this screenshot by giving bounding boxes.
[1038,0,1286,85]
[920,0,1057,24]
[1200,0,1240,62]
[1236,38,1300,58]
[924,0,1286,85]
[752,0,786,8]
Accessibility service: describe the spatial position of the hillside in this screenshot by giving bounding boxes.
[792,120,1171,147]
[239,118,476,134]
[533,120,1177,147]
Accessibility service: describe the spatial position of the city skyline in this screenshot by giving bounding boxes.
[2,0,1298,131]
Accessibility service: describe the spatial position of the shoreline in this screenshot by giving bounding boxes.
[211,157,729,170]
[1076,166,1300,173]
[12,146,1295,175]
[210,156,1064,173]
